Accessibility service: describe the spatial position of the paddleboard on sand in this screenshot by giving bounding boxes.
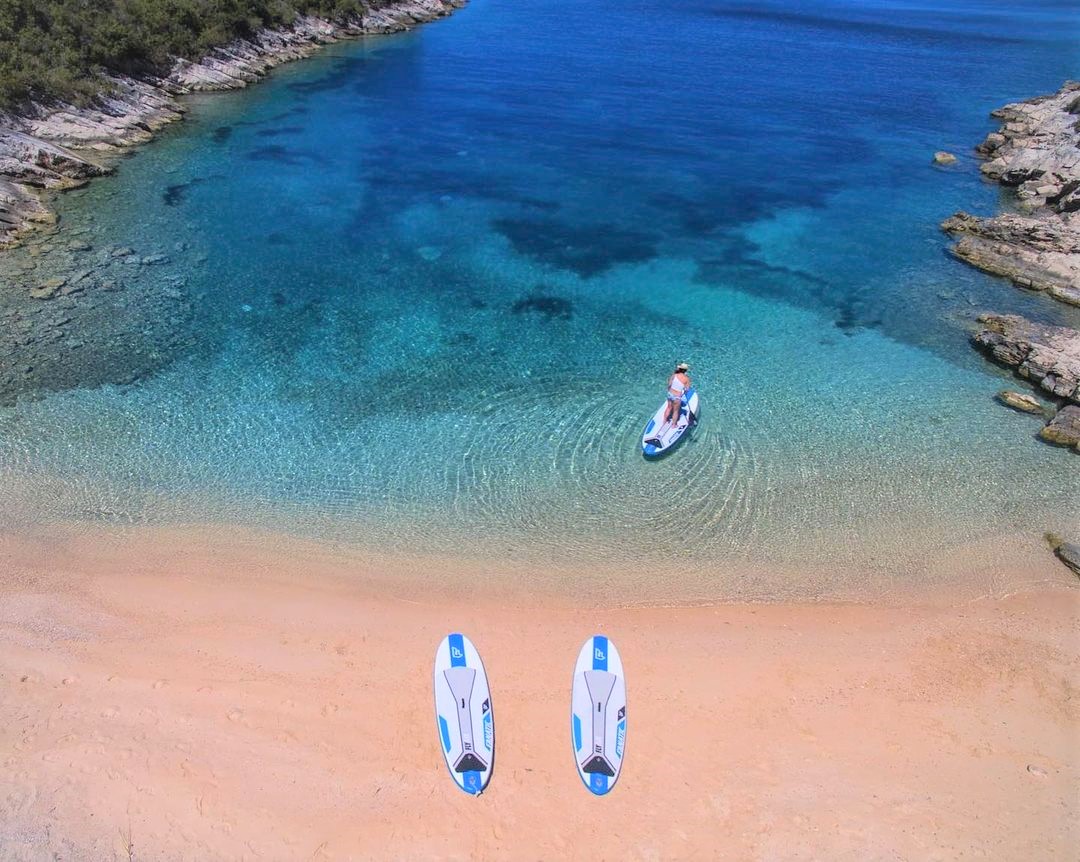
[641,388,699,457]
[571,635,626,795]
[434,633,494,795]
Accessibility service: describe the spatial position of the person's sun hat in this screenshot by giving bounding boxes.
[676,362,690,371]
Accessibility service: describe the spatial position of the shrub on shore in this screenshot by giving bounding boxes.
[0,0,379,110]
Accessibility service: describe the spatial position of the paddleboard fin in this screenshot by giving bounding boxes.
[580,754,616,776]
[454,751,488,773]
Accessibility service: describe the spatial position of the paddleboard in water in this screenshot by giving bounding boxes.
[641,388,699,457]
[434,633,494,795]
[571,635,626,795]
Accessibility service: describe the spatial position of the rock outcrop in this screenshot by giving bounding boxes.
[973,314,1080,400]
[941,211,1080,306]
[1039,404,1080,447]
[972,313,1080,450]
[0,0,464,248]
[941,82,1080,307]
[0,179,54,243]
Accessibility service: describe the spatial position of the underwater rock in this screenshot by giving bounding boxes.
[495,215,658,277]
[0,269,196,404]
[29,277,66,300]
[1054,542,1080,575]
[943,82,1080,306]
[511,293,573,320]
[996,390,1045,414]
[933,151,957,165]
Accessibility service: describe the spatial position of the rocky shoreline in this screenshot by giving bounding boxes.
[941,82,1080,307]
[0,0,464,406]
[0,0,465,249]
[972,313,1080,450]
[937,81,1080,459]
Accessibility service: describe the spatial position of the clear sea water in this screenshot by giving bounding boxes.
[1,0,1078,599]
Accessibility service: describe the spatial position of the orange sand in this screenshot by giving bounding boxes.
[1,526,1077,860]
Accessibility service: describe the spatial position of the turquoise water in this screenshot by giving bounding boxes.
[1,0,1078,598]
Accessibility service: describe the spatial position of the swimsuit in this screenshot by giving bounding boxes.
[667,374,687,402]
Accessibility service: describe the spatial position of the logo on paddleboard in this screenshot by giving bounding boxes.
[451,645,464,660]
[594,646,606,662]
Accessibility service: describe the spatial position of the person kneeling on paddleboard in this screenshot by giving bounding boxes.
[664,362,692,428]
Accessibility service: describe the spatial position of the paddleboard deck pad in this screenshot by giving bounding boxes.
[434,633,494,795]
[571,635,626,795]
[642,388,699,457]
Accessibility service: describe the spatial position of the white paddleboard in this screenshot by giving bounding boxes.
[641,388,699,457]
[434,633,494,795]
[571,635,626,795]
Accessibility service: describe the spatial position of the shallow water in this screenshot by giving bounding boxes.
[1,0,1078,599]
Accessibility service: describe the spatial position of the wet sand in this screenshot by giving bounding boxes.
[1,526,1077,860]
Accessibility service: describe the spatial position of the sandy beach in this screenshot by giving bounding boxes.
[2,0,1079,858]
[1,525,1076,860]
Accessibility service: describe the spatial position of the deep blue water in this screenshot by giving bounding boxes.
[1,0,1078,599]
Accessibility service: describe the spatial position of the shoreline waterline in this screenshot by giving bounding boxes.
[2,521,1075,607]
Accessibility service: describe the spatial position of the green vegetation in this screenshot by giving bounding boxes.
[0,0,379,109]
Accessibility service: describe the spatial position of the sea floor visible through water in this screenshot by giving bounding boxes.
[1,0,1078,602]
